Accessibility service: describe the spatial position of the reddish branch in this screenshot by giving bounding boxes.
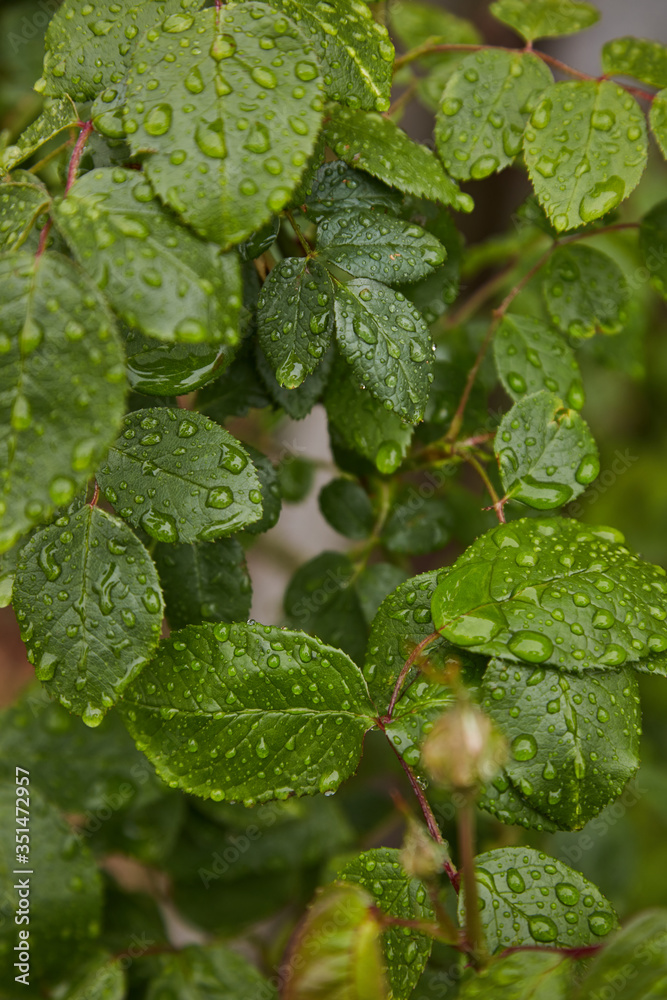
[36,120,94,260]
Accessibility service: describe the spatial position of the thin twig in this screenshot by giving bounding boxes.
[36,120,93,259]
[458,795,485,964]
[465,454,506,524]
[386,630,440,720]
[286,209,313,255]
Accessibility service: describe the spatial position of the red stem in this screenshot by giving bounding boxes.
[35,121,93,261]
[89,482,100,508]
[386,631,440,721]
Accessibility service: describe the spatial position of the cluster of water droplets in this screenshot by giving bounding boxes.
[494,315,585,409]
[543,244,628,339]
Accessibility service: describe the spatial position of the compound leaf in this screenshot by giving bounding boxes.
[123,4,324,246]
[431,517,667,670]
[0,99,78,171]
[602,37,667,89]
[542,244,628,339]
[524,80,647,232]
[153,537,251,629]
[490,0,600,41]
[305,161,402,222]
[53,167,242,345]
[496,391,599,509]
[13,505,164,725]
[0,251,126,554]
[436,49,552,181]
[97,408,263,544]
[493,314,585,409]
[120,622,376,803]
[458,951,572,999]
[144,943,276,1000]
[0,177,50,252]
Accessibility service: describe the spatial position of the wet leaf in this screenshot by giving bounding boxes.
[123,4,324,246]
[0,251,126,554]
[639,198,667,301]
[390,3,480,60]
[574,910,667,999]
[356,562,409,625]
[242,443,282,535]
[649,89,667,159]
[96,408,263,544]
[124,329,236,397]
[305,161,402,222]
[496,391,599,510]
[524,80,647,231]
[461,847,617,953]
[435,50,552,181]
[478,769,559,833]
[431,517,667,671]
[13,505,163,725]
[0,98,78,171]
[120,622,376,803]
[542,244,628,338]
[493,314,585,409]
[153,537,251,629]
[0,176,50,252]
[482,660,641,829]
[57,955,125,1000]
[490,0,600,41]
[144,943,276,1000]
[318,478,375,540]
[256,342,334,419]
[54,167,242,346]
[602,36,667,89]
[458,950,572,999]
[382,489,452,555]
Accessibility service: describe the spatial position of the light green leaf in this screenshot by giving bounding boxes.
[259,0,394,111]
[524,81,647,231]
[436,50,552,181]
[97,408,263,543]
[120,622,376,803]
[575,910,667,1000]
[639,198,667,300]
[0,177,50,252]
[123,4,324,246]
[0,251,126,554]
[257,257,334,388]
[337,848,434,1000]
[305,161,402,222]
[482,660,641,829]
[0,98,78,171]
[59,955,126,1000]
[13,505,163,724]
[53,167,242,345]
[41,0,204,102]
[461,846,617,953]
[324,106,473,212]
[493,314,585,409]
[602,36,667,89]
[124,330,237,397]
[431,517,667,670]
[478,770,559,833]
[458,951,572,999]
[145,943,276,1000]
[318,478,374,540]
[333,278,433,423]
[490,0,600,41]
[390,3,480,58]
[318,210,446,283]
[542,244,629,338]
[649,89,667,159]
[496,391,599,509]
[153,537,251,629]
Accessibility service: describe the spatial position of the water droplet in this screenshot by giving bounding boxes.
[506,868,526,893]
[576,453,600,485]
[511,734,538,761]
[195,118,227,158]
[588,911,614,937]
[206,487,234,509]
[528,915,558,942]
[140,509,178,543]
[580,176,625,222]
[508,631,554,664]
[144,103,172,136]
[256,736,270,758]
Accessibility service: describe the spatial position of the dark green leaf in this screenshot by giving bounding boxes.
[493,314,585,409]
[97,408,263,543]
[382,489,452,555]
[482,660,641,829]
[318,210,446,283]
[356,562,409,625]
[305,161,402,222]
[575,910,667,999]
[0,98,78,171]
[256,341,333,418]
[318,478,375,540]
[0,251,126,554]
[242,443,281,535]
[431,517,667,670]
[639,198,667,301]
[124,328,237,397]
[490,0,600,41]
[649,89,667,159]
[154,537,251,629]
[524,81,647,231]
[542,244,629,338]
[120,622,375,803]
[337,848,434,1000]
[238,216,280,261]
[0,176,50,252]
[13,505,163,724]
[278,456,316,503]
[123,5,324,246]
[333,277,433,423]
[458,951,572,999]
[602,36,667,89]
[478,769,559,832]
[257,257,334,388]
[496,391,599,509]
[54,167,242,346]
[144,944,276,1000]
[198,350,272,423]
[324,106,473,212]
[462,846,617,953]
[435,50,552,181]
[399,200,463,316]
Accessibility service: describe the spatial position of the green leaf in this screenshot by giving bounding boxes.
[333,278,433,423]
[0,98,78,171]
[199,348,271,423]
[390,3,480,59]
[238,216,280,261]
[431,517,667,670]
[0,779,103,985]
[458,951,572,999]
[41,0,204,103]
[153,538,251,629]
[324,355,414,473]
[490,0,600,41]
[435,50,552,181]
[324,106,473,212]
[639,198,667,301]
[120,622,376,803]
[461,846,617,953]
[124,329,237,397]
[649,89,667,159]
[259,0,394,112]
[145,943,276,1000]
[256,341,334,419]
[382,489,452,555]
[59,955,126,1000]
[242,443,282,535]
[542,244,629,338]
[524,81,647,232]
[0,176,50,252]
[0,251,126,554]
[257,257,334,388]
[305,161,402,222]
[575,910,667,999]
[318,210,446,283]
[53,167,242,346]
[13,505,163,724]
[478,769,559,833]
[496,391,599,510]
[319,478,374,540]
[279,456,316,503]
[97,408,263,544]
[284,551,368,665]
[482,660,641,829]
[123,5,324,246]
[602,37,667,89]
[493,314,585,409]
[356,562,409,625]
[337,848,434,1000]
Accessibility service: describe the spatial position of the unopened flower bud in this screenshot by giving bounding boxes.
[401,818,451,880]
[421,704,507,791]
